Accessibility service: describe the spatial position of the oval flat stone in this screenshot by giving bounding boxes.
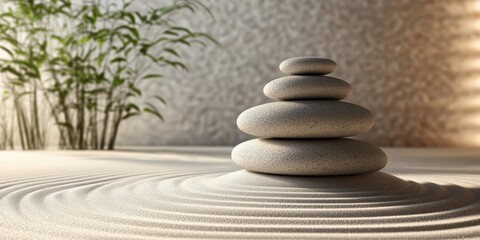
[264,75,352,100]
[237,101,374,138]
[232,138,387,176]
[279,57,336,75]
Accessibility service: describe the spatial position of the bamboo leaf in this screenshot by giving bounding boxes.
[163,48,180,58]
[114,25,140,40]
[164,30,179,36]
[196,33,220,45]
[163,59,187,70]
[170,26,193,35]
[122,112,140,120]
[141,74,163,80]
[77,36,90,45]
[91,5,101,19]
[173,38,191,46]
[121,12,136,24]
[2,66,22,77]
[110,57,126,64]
[143,105,164,121]
[0,46,13,57]
[153,95,167,105]
[125,103,140,112]
[128,82,142,96]
[112,76,124,88]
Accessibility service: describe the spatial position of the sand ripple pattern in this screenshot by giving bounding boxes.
[1,164,480,239]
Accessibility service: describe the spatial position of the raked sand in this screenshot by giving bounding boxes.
[0,148,479,239]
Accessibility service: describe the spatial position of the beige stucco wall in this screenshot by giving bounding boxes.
[117,0,480,147]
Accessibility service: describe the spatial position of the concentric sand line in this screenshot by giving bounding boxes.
[0,150,479,239]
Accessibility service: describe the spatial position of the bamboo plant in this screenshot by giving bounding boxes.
[0,0,52,150]
[0,90,14,149]
[0,0,216,150]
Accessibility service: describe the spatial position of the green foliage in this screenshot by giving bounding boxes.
[0,0,216,150]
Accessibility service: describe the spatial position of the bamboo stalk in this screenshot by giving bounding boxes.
[32,81,42,149]
[14,94,26,150]
[107,106,123,150]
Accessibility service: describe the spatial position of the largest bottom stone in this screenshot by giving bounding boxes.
[232,138,387,176]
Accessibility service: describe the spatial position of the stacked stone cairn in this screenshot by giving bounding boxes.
[232,57,387,176]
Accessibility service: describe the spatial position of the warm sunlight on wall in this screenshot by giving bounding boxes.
[454,0,480,146]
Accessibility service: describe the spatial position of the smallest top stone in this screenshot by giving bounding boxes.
[279,57,336,75]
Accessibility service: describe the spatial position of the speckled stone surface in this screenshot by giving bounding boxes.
[237,100,374,138]
[232,138,387,175]
[264,75,352,100]
[279,57,337,75]
[117,0,480,147]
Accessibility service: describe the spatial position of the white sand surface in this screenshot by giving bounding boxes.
[0,147,479,239]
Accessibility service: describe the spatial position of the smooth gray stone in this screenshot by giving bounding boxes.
[279,57,336,75]
[231,138,388,176]
[264,75,352,100]
[237,101,374,138]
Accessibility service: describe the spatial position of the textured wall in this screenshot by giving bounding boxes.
[117,0,480,147]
